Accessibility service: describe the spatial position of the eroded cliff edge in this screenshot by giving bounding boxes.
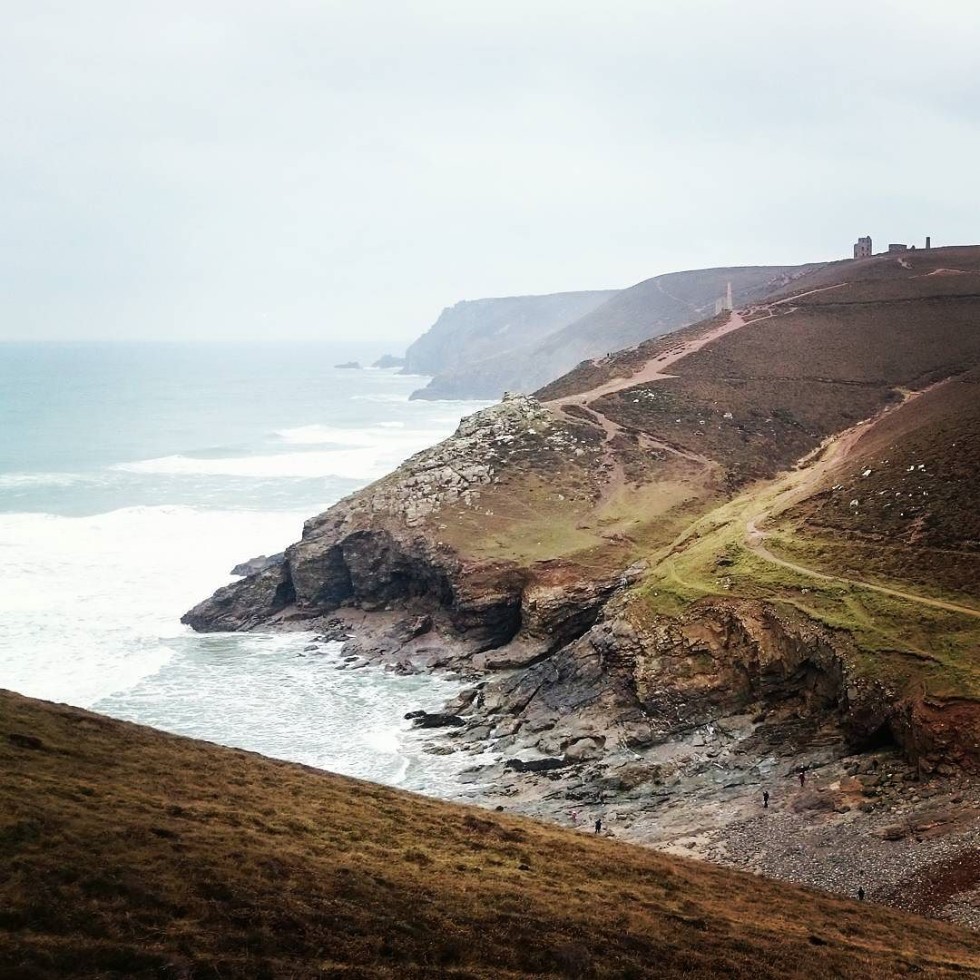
[182,388,977,779]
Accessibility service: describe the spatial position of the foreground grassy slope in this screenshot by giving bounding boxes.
[4,690,980,979]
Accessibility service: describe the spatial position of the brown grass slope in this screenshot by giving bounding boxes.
[4,690,980,980]
[772,367,980,601]
[581,247,980,489]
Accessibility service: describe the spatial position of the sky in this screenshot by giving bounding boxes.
[2,0,980,345]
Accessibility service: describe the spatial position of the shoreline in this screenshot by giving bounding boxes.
[304,606,980,932]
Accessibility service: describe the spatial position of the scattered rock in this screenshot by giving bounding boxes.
[408,712,466,729]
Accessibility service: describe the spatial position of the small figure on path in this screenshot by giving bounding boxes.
[594,817,602,835]
[570,810,579,826]
[798,768,806,787]
[858,887,865,902]
[763,790,770,809]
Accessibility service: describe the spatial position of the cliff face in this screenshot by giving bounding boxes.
[183,394,619,653]
[462,591,980,777]
[409,263,819,400]
[402,290,616,378]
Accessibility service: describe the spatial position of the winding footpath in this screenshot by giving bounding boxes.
[542,287,980,619]
[542,309,756,486]
[742,390,980,620]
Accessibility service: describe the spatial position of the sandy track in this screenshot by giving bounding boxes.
[743,387,980,620]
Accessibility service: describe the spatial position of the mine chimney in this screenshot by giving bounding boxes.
[925,236,931,249]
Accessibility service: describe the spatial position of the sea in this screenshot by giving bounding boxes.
[0,341,492,797]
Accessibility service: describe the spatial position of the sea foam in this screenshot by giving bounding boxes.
[0,505,304,706]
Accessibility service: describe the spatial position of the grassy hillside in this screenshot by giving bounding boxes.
[4,689,980,980]
[772,370,980,602]
[403,248,980,656]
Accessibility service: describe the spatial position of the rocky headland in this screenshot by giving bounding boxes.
[184,247,980,927]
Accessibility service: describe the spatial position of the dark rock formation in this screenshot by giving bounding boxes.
[182,561,296,632]
[182,395,609,657]
[230,553,284,577]
[406,712,466,729]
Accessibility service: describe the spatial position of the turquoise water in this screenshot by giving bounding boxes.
[0,342,491,794]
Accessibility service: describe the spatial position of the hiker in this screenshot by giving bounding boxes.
[763,790,770,809]
[798,768,806,787]
[858,887,865,901]
[594,817,602,835]
[570,810,579,826]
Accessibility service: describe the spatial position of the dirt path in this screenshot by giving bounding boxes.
[539,311,761,494]
[552,310,750,404]
[539,290,862,510]
[743,388,980,620]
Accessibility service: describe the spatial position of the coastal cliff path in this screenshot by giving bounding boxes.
[742,384,980,620]
[543,309,757,493]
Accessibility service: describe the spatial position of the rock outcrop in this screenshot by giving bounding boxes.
[183,394,611,654]
[230,553,284,577]
[185,248,980,785]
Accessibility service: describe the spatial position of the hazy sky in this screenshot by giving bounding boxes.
[3,1,979,345]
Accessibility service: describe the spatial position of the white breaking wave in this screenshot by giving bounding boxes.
[113,448,391,481]
[0,471,95,489]
[117,415,481,482]
[0,505,304,706]
[274,424,377,446]
[274,422,432,446]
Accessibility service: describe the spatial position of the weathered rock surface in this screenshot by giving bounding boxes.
[183,394,607,655]
[230,553,284,577]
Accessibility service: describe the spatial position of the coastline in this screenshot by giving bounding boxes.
[302,605,980,931]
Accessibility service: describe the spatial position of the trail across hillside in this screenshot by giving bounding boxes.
[549,309,750,408]
[543,309,757,486]
[743,388,980,620]
[539,286,866,510]
[543,278,849,423]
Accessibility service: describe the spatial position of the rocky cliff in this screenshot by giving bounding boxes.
[402,290,616,378]
[183,394,618,654]
[187,246,980,793]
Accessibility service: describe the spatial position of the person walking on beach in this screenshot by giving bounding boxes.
[594,817,602,835]
[763,790,770,809]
